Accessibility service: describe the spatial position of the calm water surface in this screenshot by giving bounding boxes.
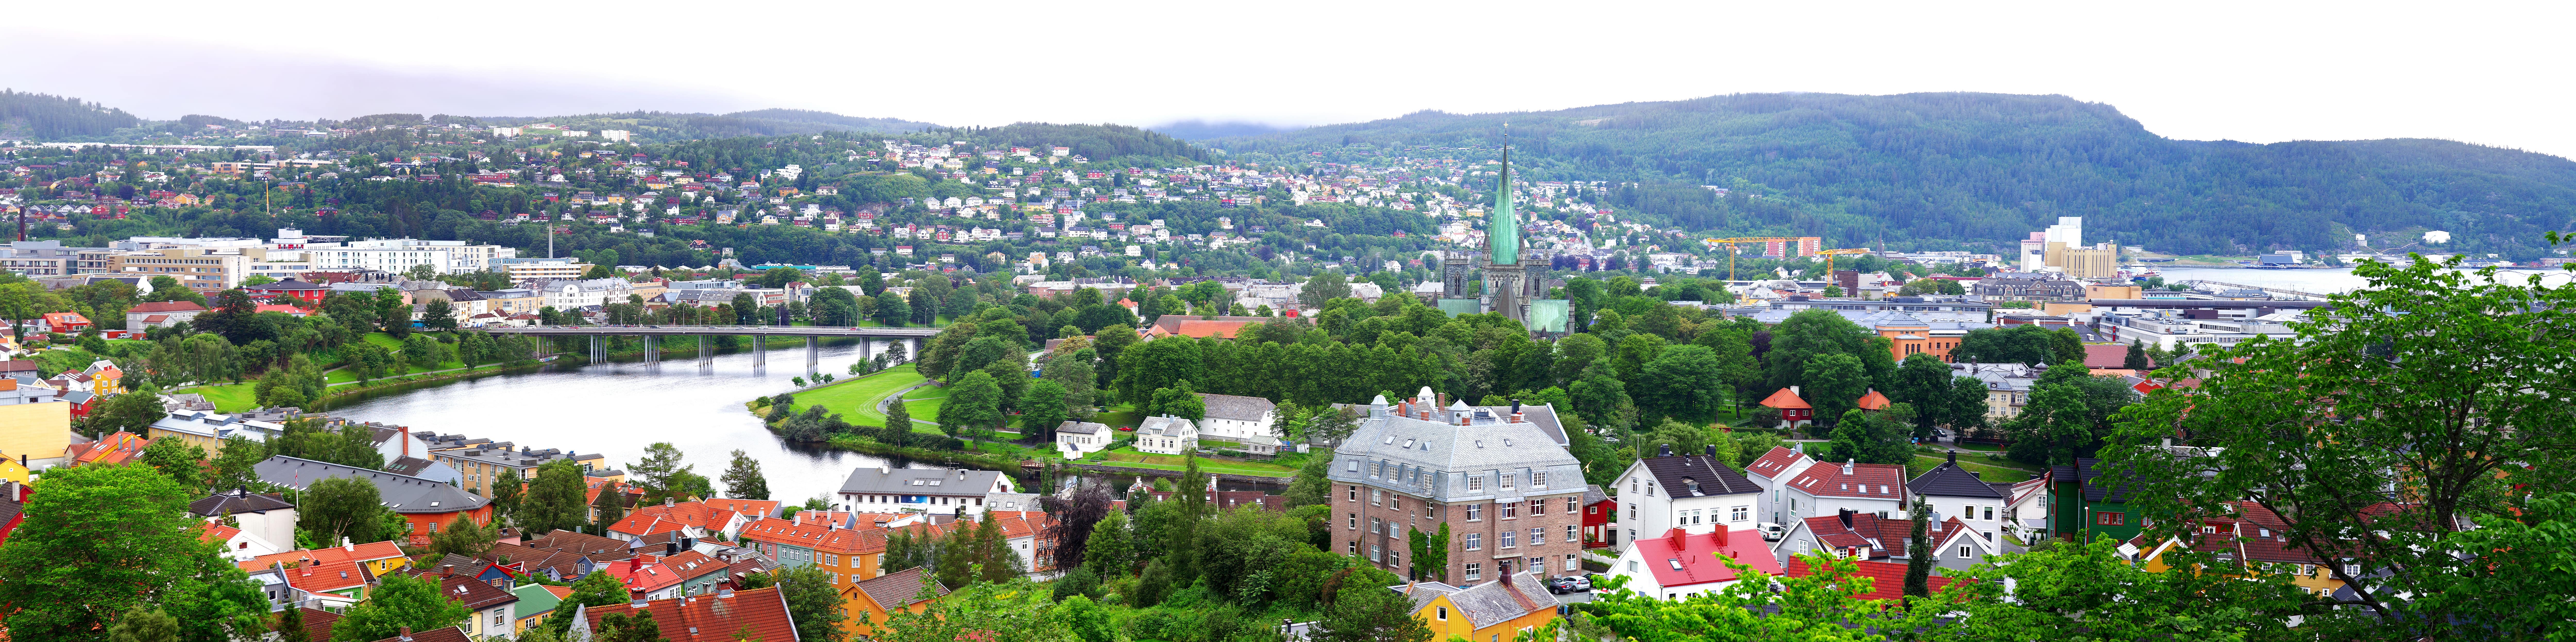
[321,338,1282,502]
[324,339,905,503]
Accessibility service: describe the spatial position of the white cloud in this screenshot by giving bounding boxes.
[10,1,2571,157]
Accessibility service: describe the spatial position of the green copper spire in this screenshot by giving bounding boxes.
[1489,127,1518,265]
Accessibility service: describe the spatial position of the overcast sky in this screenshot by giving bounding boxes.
[13,1,2573,158]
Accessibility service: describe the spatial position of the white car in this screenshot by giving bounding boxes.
[1758,522,1786,541]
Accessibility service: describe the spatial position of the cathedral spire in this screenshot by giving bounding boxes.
[1489,123,1519,266]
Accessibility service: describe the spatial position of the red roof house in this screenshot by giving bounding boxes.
[1758,388,1813,426]
[573,586,800,642]
[1785,557,1961,601]
[1855,389,1892,411]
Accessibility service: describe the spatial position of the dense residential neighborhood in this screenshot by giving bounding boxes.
[0,86,2566,642]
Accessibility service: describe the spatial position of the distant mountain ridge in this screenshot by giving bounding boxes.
[1213,92,2576,258]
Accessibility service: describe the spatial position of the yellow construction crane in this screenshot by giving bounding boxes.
[1817,248,1874,273]
[1702,237,1816,280]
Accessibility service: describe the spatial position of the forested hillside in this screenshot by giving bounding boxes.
[0,90,142,139]
[1216,92,2576,258]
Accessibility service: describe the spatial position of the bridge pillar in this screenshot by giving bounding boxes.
[753,335,766,367]
[806,337,819,375]
[698,336,711,364]
[859,338,872,366]
[642,336,656,364]
[590,335,604,362]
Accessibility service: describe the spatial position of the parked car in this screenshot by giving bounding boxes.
[1758,522,1786,541]
[1547,575,1591,594]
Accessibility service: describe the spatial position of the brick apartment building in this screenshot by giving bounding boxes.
[1328,388,1587,584]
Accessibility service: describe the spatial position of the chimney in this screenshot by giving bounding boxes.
[1790,385,1801,396]
[666,542,680,557]
[1509,399,1521,414]
[1658,444,1672,457]
[630,598,648,607]
[1704,444,1716,457]
[1838,508,1855,530]
[665,497,675,507]
[401,425,411,458]
[399,628,412,642]
[1714,526,1729,548]
[1843,459,1855,475]
[1946,450,1958,464]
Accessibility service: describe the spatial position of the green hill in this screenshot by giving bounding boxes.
[0,89,142,139]
[1215,92,2576,258]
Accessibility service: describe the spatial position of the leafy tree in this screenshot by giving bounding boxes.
[591,477,629,533]
[1891,353,1955,437]
[429,515,496,558]
[420,299,456,332]
[520,460,591,537]
[86,385,167,437]
[2105,254,2576,637]
[490,467,524,521]
[0,464,268,642]
[1316,579,1432,642]
[1762,309,1888,395]
[593,610,666,642]
[1903,500,1932,598]
[1019,378,1068,437]
[877,578,1074,642]
[1801,353,1870,424]
[1142,383,1205,422]
[399,333,446,372]
[1298,271,1352,309]
[302,476,391,544]
[2122,339,2150,370]
[273,603,309,642]
[720,449,770,500]
[1635,344,1726,422]
[1950,324,2057,365]
[1927,536,2308,639]
[541,570,629,636]
[938,370,1005,437]
[107,607,177,642]
[1081,511,1131,578]
[1821,408,1910,466]
[139,437,207,494]
[205,436,268,492]
[626,442,694,502]
[774,566,849,642]
[884,396,914,438]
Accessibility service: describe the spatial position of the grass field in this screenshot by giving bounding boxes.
[907,384,953,423]
[183,383,262,413]
[1910,453,2041,482]
[789,365,927,425]
[1087,446,1298,477]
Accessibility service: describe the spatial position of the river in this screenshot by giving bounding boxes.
[318,338,1281,503]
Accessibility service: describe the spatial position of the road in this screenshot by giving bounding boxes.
[484,324,944,338]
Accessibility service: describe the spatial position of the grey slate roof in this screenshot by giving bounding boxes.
[382,456,442,477]
[837,467,1011,496]
[252,455,490,514]
[1636,451,1762,498]
[1396,573,1559,629]
[2075,458,2136,503]
[855,567,947,607]
[1138,416,1194,438]
[1907,458,2009,500]
[1055,421,1106,435]
[1195,393,1276,422]
[1327,392,1583,503]
[189,488,295,517]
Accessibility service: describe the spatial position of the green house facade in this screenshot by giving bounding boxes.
[2049,458,2140,544]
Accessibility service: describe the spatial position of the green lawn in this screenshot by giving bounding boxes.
[906,384,953,423]
[788,364,927,425]
[1086,446,1297,477]
[176,383,261,413]
[1093,406,1142,429]
[1910,453,2040,483]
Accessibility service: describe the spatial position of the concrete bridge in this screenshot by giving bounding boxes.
[484,325,942,373]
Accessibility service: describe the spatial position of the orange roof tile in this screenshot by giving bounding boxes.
[1855,389,1891,411]
[1758,388,1810,410]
